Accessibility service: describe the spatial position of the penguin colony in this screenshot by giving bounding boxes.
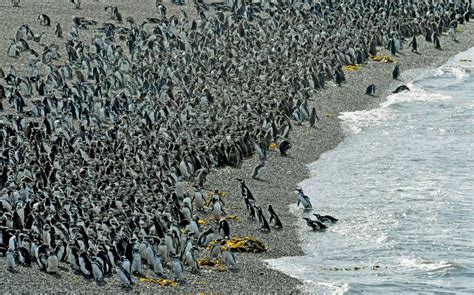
[1,0,472,289]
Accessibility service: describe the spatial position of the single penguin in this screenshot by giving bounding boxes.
[184,247,199,273]
[251,160,266,180]
[365,84,376,96]
[392,65,400,80]
[279,140,292,157]
[193,186,206,211]
[153,255,164,276]
[55,23,63,38]
[255,205,271,232]
[70,0,81,9]
[46,248,59,274]
[12,0,20,7]
[296,188,313,209]
[38,14,51,26]
[314,213,338,223]
[198,227,215,247]
[131,248,143,276]
[408,36,418,53]
[116,263,132,288]
[303,217,327,231]
[309,107,320,128]
[392,85,410,93]
[6,248,16,272]
[432,33,441,50]
[218,218,230,239]
[7,39,20,58]
[91,256,104,284]
[237,178,255,201]
[222,245,237,270]
[268,205,283,228]
[171,257,185,281]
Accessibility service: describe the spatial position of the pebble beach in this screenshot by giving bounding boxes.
[1,0,473,293]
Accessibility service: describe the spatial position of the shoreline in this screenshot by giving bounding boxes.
[0,1,474,293]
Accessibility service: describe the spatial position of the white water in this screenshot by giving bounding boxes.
[266,48,474,294]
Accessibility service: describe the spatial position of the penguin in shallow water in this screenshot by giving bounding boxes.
[392,85,410,93]
[314,213,338,223]
[268,205,283,228]
[296,188,312,209]
[303,217,327,231]
[365,84,376,96]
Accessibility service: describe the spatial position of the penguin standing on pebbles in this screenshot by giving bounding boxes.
[365,84,376,96]
[309,107,320,128]
[11,0,20,7]
[268,205,283,228]
[251,160,266,179]
[278,140,292,157]
[392,65,400,80]
[218,218,230,239]
[116,262,132,289]
[38,14,51,26]
[409,36,418,53]
[6,248,16,272]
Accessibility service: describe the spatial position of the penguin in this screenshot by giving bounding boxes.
[218,218,230,239]
[209,241,222,260]
[237,178,255,202]
[365,84,376,96]
[6,248,16,272]
[432,32,441,50]
[389,38,397,56]
[131,248,143,276]
[314,213,338,223]
[210,195,225,221]
[392,85,410,94]
[70,0,81,9]
[38,14,51,26]
[91,256,104,284]
[116,263,132,289]
[222,246,237,270]
[268,205,283,228]
[46,248,59,274]
[11,0,20,7]
[7,39,20,58]
[255,205,271,232]
[18,246,32,266]
[309,107,320,128]
[303,217,327,231]
[79,252,92,277]
[392,65,400,80]
[171,257,185,281]
[251,161,266,180]
[184,247,199,273]
[278,140,292,157]
[55,23,63,38]
[197,227,214,247]
[296,188,313,209]
[153,255,164,276]
[67,246,80,273]
[121,256,131,274]
[193,186,206,211]
[408,36,418,53]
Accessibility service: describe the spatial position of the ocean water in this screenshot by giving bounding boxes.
[266,48,474,294]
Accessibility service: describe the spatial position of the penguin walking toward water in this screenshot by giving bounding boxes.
[392,85,410,94]
[408,36,418,53]
[296,188,313,209]
[268,205,283,228]
[365,84,376,96]
[392,65,400,80]
[38,14,51,26]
